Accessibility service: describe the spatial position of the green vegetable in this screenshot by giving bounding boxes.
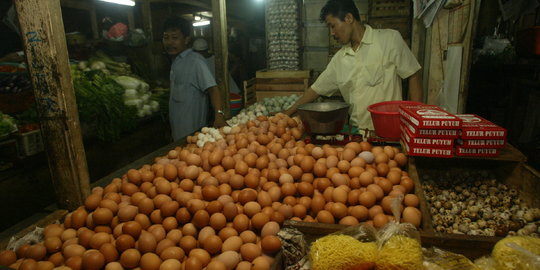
[0,111,17,136]
[73,71,137,141]
[114,75,144,91]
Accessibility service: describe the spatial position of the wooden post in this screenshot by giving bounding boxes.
[14,0,91,210]
[212,0,230,116]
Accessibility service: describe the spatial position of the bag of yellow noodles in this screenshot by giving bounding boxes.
[309,195,424,270]
[375,195,423,270]
[309,224,378,270]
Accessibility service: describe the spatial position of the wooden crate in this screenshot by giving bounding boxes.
[407,145,539,259]
[369,0,411,18]
[243,78,256,106]
[243,70,311,105]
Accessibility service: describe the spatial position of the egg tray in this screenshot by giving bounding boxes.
[303,134,363,146]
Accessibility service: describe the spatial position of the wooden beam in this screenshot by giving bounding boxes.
[90,5,99,39]
[212,0,230,116]
[14,0,91,210]
[458,0,481,113]
[128,8,136,30]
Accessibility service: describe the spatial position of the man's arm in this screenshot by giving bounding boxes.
[408,70,423,102]
[208,86,226,127]
[283,87,321,116]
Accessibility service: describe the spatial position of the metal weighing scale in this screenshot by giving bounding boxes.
[296,102,400,145]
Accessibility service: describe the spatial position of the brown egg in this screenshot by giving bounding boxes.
[310,195,326,215]
[402,207,421,227]
[115,234,135,253]
[155,239,175,255]
[117,205,138,222]
[0,250,16,266]
[222,236,243,252]
[82,250,105,270]
[368,205,384,219]
[386,171,401,185]
[48,252,64,266]
[373,213,389,228]
[366,184,384,201]
[236,261,252,270]
[65,256,82,270]
[159,259,182,270]
[179,236,197,254]
[202,235,223,255]
[358,171,374,186]
[259,235,281,256]
[377,178,393,194]
[330,202,348,219]
[400,177,415,193]
[404,194,419,207]
[244,202,261,217]
[44,237,62,254]
[192,210,210,229]
[189,249,211,266]
[316,210,335,224]
[218,227,238,241]
[99,243,118,264]
[184,256,203,270]
[240,243,261,262]
[160,246,185,261]
[394,153,407,167]
[139,253,161,270]
[358,191,376,208]
[138,231,157,253]
[381,196,403,214]
[238,231,256,245]
[251,213,270,230]
[339,216,360,226]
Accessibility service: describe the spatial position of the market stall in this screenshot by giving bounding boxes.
[2,0,540,270]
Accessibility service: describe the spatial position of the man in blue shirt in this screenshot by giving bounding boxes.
[162,17,226,141]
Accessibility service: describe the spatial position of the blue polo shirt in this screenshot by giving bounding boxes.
[169,48,217,141]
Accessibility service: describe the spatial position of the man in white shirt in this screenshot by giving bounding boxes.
[285,0,422,130]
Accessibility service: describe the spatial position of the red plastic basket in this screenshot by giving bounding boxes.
[367,101,422,139]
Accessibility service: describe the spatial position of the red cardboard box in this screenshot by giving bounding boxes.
[401,140,454,158]
[401,125,454,149]
[399,104,462,129]
[456,114,507,140]
[400,117,460,139]
[455,146,501,157]
[457,139,506,149]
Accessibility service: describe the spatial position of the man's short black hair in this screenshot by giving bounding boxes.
[319,0,360,22]
[162,16,192,37]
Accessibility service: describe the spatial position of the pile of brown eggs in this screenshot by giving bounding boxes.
[0,113,421,270]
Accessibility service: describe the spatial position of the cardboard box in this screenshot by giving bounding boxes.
[400,117,460,139]
[401,139,454,158]
[401,125,454,149]
[456,114,507,140]
[455,146,501,157]
[457,139,506,149]
[399,104,462,129]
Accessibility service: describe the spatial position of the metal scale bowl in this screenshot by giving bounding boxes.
[296,102,363,145]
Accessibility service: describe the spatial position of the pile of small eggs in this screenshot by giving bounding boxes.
[0,113,422,270]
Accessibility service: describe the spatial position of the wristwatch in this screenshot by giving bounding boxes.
[216,110,225,116]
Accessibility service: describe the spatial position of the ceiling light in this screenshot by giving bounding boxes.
[98,0,135,6]
[193,20,210,27]
[194,15,201,21]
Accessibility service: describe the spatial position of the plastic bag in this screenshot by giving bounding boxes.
[423,247,480,270]
[309,195,423,270]
[490,236,540,270]
[107,23,128,41]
